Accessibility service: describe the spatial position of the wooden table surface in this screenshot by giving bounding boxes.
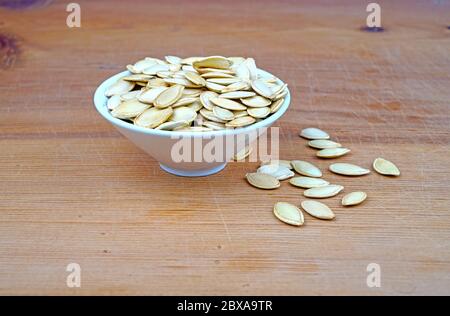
[0,0,449,296]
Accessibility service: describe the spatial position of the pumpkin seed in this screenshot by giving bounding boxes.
[202,121,226,130]
[184,71,207,87]
[300,127,330,140]
[269,98,284,113]
[225,116,256,128]
[111,99,150,119]
[273,202,304,226]
[122,74,153,82]
[241,95,272,107]
[247,107,270,119]
[205,81,226,93]
[138,86,167,104]
[221,81,250,93]
[169,106,197,123]
[246,172,280,190]
[199,109,226,123]
[201,72,235,79]
[165,55,182,65]
[155,120,189,131]
[251,79,274,98]
[193,56,232,70]
[213,106,234,121]
[105,79,135,97]
[120,90,142,101]
[107,95,121,110]
[187,101,203,112]
[329,163,370,176]
[219,91,256,99]
[172,97,198,108]
[316,147,350,158]
[301,200,335,220]
[134,107,173,128]
[308,139,342,149]
[257,164,294,180]
[303,185,344,198]
[143,64,170,75]
[154,85,184,108]
[342,191,367,206]
[289,177,329,188]
[373,158,400,176]
[164,78,202,88]
[260,159,293,170]
[210,97,247,111]
[199,91,218,110]
[291,160,322,178]
[207,77,241,85]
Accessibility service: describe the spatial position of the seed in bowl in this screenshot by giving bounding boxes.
[105,56,288,131]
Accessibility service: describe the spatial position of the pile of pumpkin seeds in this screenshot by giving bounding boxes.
[105,56,287,131]
[245,127,401,227]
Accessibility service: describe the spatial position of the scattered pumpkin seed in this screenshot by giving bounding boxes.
[308,139,342,149]
[303,185,344,198]
[301,200,335,220]
[291,160,322,178]
[289,177,330,188]
[316,147,351,158]
[300,127,330,140]
[273,202,304,226]
[342,191,367,206]
[373,158,400,176]
[329,163,370,176]
[246,172,280,190]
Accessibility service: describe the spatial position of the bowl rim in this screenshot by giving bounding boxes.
[93,69,290,138]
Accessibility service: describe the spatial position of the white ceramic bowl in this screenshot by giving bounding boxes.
[93,69,290,176]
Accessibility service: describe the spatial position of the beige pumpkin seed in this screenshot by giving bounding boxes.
[202,121,226,130]
[142,64,170,75]
[213,106,234,121]
[342,191,367,206]
[165,55,182,65]
[134,107,173,128]
[317,147,351,158]
[273,89,288,101]
[233,110,248,118]
[199,109,226,123]
[182,88,202,97]
[245,58,258,80]
[155,120,189,131]
[269,98,284,113]
[154,84,184,108]
[107,95,121,110]
[329,163,370,176]
[219,91,256,99]
[260,159,293,170]
[184,71,207,87]
[303,185,344,199]
[246,172,280,190]
[210,97,247,111]
[146,78,168,88]
[200,72,235,79]
[138,86,167,104]
[105,79,135,97]
[300,127,330,140]
[132,59,158,73]
[247,107,270,119]
[251,79,274,98]
[289,177,330,189]
[172,97,198,108]
[232,146,253,161]
[257,164,294,180]
[221,81,250,93]
[225,116,256,128]
[180,56,204,65]
[122,74,153,82]
[301,200,335,220]
[199,91,218,110]
[111,99,150,119]
[120,90,142,101]
[373,158,400,176]
[170,106,197,123]
[291,160,322,178]
[164,78,202,88]
[308,139,342,149]
[234,62,251,82]
[193,56,231,70]
[241,95,272,108]
[206,77,241,85]
[205,81,227,93]
[196,67,234,75]
[187,101,203,112]
[273,202,304,226]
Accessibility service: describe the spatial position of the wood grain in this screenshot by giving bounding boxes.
[0,0,449,295]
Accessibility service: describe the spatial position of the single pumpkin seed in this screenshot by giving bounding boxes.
[120,90,142,101]
[225,116,256,128]
[199,91,218,110]
[303,185,344,199]
[269,98,284,113]
[205,81,227,93]
[165,55,182,65]
[107,95,121,110]
[300,127,330,140]
[172,97,198,108]
[342,191,367,206]
[111,99,150,119]
[373,158,400,176]
[193,56,232,70]
[200,72,235,79]
[241,95,272,107]
[138,86,168,104]
[169,106,197,123]
[154,84,184,108]
[260,159,293,170]
[273,202,304,226]
[155,120,189,131]
[213,106,234,121]
[308,139,342,149]
[232,146,253,161]
[301,200,335,220]
[105,79,135,97]
[210,97,247,111]
[316,147,350,158]
[202,121,226,130]
[247,107,270,119]
[329,163,370,176]
[257,164,294,180]
[142,63,170,75]
[219,91,256,99]
[221,81,250,93]
[251,79,274,98]
[184,71,207,87]
[134,107,173,128]
[291,160,322,178]
[207,77,241,85]
[199,109,226,123]
[246,172,280,190]
[289,177,330,188]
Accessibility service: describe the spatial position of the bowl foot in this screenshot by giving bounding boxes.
[159,162,227,177]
